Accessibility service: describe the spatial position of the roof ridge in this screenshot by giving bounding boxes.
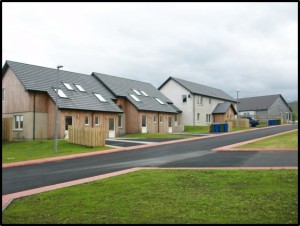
[93,72,153,85]
[6,60,92,77]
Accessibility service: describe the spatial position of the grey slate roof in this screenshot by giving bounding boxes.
[212,102,237,114]
[159,77,236,102]
[92,72,181,113]
[3,61,123,113]
[237,94,290,112]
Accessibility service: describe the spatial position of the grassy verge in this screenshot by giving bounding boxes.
[2,140,113,164]
[184,125,210,133]
[235,130,298,149]
[2,169,297,224]
[120,133,192,139]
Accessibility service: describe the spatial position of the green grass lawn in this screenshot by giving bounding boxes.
[236,130,298,149]
[2,169,298,224]
[2,140,113,164]
[120,133,192,139]
[184,125,210,133]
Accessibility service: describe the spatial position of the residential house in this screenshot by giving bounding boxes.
[237,94,293,122]
[2,60,123,140]
[158,77,237,126]
[92,73,182,134]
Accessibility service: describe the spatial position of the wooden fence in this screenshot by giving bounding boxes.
[2,118,13,141]
[68,126,105,147]
[227,118,250,128]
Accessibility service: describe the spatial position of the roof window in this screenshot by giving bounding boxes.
[140,90,149,96]
[53,88,67,98]
[75,84,85,92]
[63,82,74,90]
[130,94,141,102]
[155,98,164,105]
[94,93,107,102]
[132,89,141,96]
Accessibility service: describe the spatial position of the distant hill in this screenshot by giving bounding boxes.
[289,101,298,121]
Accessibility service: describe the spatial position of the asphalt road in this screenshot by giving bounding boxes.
[2,125,298,195]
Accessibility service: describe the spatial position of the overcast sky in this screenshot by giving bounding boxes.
[2,2,298,102]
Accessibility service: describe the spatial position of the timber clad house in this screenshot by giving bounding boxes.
[2,60,181,141]
[159,77,237,126]
[92,73,182,135]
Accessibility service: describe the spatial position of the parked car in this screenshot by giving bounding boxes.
[242,116,260,127]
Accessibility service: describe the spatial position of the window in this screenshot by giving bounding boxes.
[130,94,140,102]
[174,115,178,122]
[182,95,187,103]
[159,116,163,123]
[206,114,211,123]
[53,88,67,98]
[94,93,107,102]
[197,96,203,105]
[197,113,200,121]
[2,88,5,102]
[63,82,74,90]
[95,116,100,126]
[84,116,89,125]
[14,115,23,130]
[75,84,85,92]
[132,89,141,96]
[153,115,157,123]
[140,90,148,96]
[118,105,123,109]
[155,98,164,105]
[118,115,122,128]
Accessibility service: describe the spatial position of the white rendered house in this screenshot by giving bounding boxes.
[158,77,237,126]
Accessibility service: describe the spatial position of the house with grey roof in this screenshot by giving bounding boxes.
[237,94,292,122]
[158,77,237,126]
[2,60,123,140]
[92,73,182,134]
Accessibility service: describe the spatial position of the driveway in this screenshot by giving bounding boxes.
[2,124,297,195]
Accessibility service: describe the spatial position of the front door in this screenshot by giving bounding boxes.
[142,115,147,133]
[108,118,115,138]
[168,116,173,133]
[65,116,72,139]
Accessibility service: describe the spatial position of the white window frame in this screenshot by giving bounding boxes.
[206,114,211,123]
[118,114,123,128]
[94,93,107,102]
[95,116,100,126]
[155,98,164,105]
[132,89,141,96]
[54,88,68,98]
[63,82,74,90]
[14,115,23,130]
[75,84,85,92]
[84,116,89,125]
[130,94,141,102]
[197,96,203,105]
[140,90,149,96]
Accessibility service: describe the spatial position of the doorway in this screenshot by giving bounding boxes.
[168,116,173,133]
[142,115,147,133]
[65,116,72,139]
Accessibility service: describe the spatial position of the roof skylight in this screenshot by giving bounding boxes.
[132,89,141,96]
[63,82,74,90]
[140,90,149,96]
[75,84,85,92]
[54,88,67,98]
[130,94,141,102]
[155,98,164,105]
[94,93,107,102]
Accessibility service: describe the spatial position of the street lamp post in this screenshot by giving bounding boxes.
[236,89,240,128]
[54,65,63,154]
